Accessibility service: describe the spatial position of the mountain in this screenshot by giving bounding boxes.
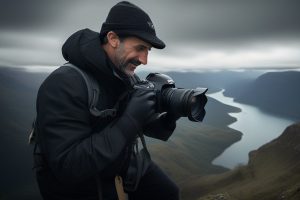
[204,97,241,129]
[181,122,300,200]
[224,71,300,119]
[161,70,263,94]
[0,66,48,199]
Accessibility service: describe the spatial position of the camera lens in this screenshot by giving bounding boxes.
[144,72,207,122]
[188,90,207,121]
[161,87,207,122]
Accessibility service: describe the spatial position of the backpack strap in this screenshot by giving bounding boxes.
[63,64,105,200]
[63,63,117,118]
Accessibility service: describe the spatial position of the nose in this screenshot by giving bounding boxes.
[138,50,148,65]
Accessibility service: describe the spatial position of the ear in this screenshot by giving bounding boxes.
[106,31,120,48]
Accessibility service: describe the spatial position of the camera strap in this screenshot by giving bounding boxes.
[138,133,149,154]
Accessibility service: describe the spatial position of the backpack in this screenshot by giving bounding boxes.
[28,63,108,199]
[28,63,117,144]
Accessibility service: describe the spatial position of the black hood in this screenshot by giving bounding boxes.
[62,28,141,89]
[62,29,128,87]
[62,29,110,77]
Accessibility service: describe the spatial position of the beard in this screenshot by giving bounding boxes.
[117,58,141,74]
[115,43,141,75]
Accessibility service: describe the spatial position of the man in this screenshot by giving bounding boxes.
[34,1,179,200]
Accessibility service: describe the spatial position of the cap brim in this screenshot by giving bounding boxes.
[114,30,166,49]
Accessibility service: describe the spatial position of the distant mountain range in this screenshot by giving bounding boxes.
[224,71,300,119]
[160,70,264,94]
[0,67,48,199]
[181,122,300,200]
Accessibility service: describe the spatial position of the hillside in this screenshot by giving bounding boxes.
[224,71,300,119]
[181,122,300,200]
[148,120,241,183]
[0,67,48,200]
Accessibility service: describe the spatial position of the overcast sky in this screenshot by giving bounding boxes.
[0,0,300,72]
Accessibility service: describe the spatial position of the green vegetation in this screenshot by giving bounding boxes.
[181,123,300,200]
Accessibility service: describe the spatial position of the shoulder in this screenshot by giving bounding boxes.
[46,65,85,83]
[38,66,88,102]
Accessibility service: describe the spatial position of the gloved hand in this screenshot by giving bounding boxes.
[162,111,181,124]
[143,111,179,141]
[123,89,157,130]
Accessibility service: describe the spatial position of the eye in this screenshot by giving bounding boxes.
[136,46,146,52]
[136,45,150,52]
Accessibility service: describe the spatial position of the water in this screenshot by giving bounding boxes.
[208,89,295,169]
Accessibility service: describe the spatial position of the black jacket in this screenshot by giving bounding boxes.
[35,29,175,199]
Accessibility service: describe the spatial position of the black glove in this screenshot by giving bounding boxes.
[162,111,181,124]
[123,89,157,131]
[143,111,179,141]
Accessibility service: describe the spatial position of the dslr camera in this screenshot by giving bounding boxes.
[134,73,208,122]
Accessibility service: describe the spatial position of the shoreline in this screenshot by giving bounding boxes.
[149,120,242,184]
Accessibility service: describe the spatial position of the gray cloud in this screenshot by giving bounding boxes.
[154,0,300,44]
[0,0,67,30]
[1,0,299,40]
[0,0,299,68]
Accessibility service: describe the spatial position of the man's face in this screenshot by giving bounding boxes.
[114,37,152,76]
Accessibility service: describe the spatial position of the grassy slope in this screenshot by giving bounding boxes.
[148,119,242,184]
[181,122,300,200]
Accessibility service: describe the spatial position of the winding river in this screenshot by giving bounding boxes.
[208,90,295,169]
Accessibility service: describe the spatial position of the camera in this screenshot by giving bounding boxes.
[134,73,208,122]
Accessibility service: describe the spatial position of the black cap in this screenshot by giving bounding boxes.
[100,1,165,49]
